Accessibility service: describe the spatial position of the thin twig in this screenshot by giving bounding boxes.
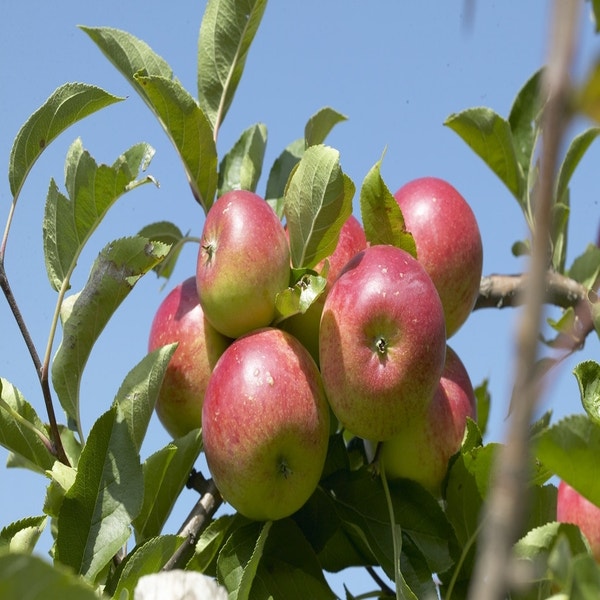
[467,2,581,599]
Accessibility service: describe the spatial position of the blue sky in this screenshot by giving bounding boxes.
[1,2,600,596]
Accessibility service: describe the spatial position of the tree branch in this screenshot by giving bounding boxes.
[467,2,582,598]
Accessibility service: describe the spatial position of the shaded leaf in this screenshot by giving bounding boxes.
[133,429,203,543]
[52,236,170,435]
[113,344,177,453]
[568,244,600,289]
[0,553,98,600]
[305,107,348,147]
[359,157,417,256]
[0,516,47,555]
[137,221,188,282]
[445,107,523,201]
[265,138,304,216]
[134,74,218,212]
[218,123,267,196]
[577,56,600,122]
[197,0,268,135]
[55,406,143,583]
[474,379,491,440]
[43,461,77,519]
[534,414,600,507]
[191,514,241,576]
[274,270,327,323]
[43,139,157,291]
[0,379,54,474]
[284,145,354,269]
[574,361,600,427]
[9,82,122,199]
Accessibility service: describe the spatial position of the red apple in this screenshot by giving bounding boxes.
[196,190,291,338]
[281,215,367,363]
[202,327,330,521]
[319,244,447,441]
[377,345,477,495]
[393,177,483,337]
[557,480,600,562]
[148,277,231,438]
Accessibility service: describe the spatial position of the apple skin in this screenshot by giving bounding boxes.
[376,345,477,495]
[393,177,483,337]
[148,277,232,439]
[281,215,367,364]
[196,190,291,338]
[557,480,600,562]
[201,327,330,521]
[319,244,447,441]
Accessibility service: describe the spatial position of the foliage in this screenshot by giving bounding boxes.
[1,0,600,598]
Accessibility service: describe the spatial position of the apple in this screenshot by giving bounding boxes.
[319,244,447,441]
[281,214,368,364]
[557,480,600,562]
[201,327,330,521]
[148,277,231,438]
[196,190,291,338]
[393,176,483,337]
[376,345,477,495]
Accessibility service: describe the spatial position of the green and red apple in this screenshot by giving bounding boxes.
[319,244,447,441]
[394,176,483,337]
[281,214,367,364]
[201,327,330,521]
[196,190,291,339]
[557,480,600,562]
[148,277,231,438]
[376,345,477,495]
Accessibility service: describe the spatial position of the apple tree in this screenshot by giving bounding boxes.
[1,1,600,599]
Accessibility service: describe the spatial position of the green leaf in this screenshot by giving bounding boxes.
[43,139,157,292]
[248,518,336,599]
[134,74,218,212]
[534,414,600,507]
[550,200,570,272]
[304,107,348,147]
[445,107,523,201]
[107,534,185,598]
[218,123,267,196]
[508,68,545,175]
[217,520,271,600]
[52,236,170,436]
[0,378,55,474]
[359,157,417,256]
[274,270,327,322]
[265,137,304,216]
[0,553,99,600]
[474,379,491,440]
[55,406,143,583]
[133,429,203,543]
[137,221,188,282]
[0,516,47,555]
[197,0,268,135]
[9,83,123,199]
[568,244,600,289]
[191,514,240,576]
[574,361,600,426]
[43,461,77,519]
[113,344,177,453]
[284,145,354,269]
[577,57,600,122]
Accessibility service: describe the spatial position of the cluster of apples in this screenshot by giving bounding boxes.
[148,177,483,520]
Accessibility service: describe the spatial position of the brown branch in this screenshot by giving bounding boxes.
[467,2,581,599]
[162,472,223,571]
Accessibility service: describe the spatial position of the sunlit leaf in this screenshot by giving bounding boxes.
[574,361,600,427]
[197,0,268,135]
[284,145,354,269]
[568,244,600,289]
[577,56,600,122]
[9,83,122,199]
[43,139,157,291]
[133,429,203,543]
[43,461,77,519]
[137,221,188,282]
[305,107,348,147]
[274,270,327,323]
[113,344,177,453]
[265,138,304,217]
[0,379,54,474]
[474,379,491,440]
[0,516,46,555]
[52,236,170,434]
[134,74,218,211]
[191,514,240,576]
[359,157,417,256]
[445,107,523,201]
[0,554,99,600]
[534,414,600,507]
[55,406,143,583]
[218,123,267,196]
